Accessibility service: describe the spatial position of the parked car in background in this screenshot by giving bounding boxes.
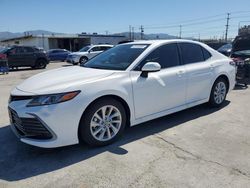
[0,46,49,69]
[217,43,232,56]
[0,53,8,74]
[66,44,113,65]
[8,40,235,148]
[231,34,250,85]
[47,49,71,61]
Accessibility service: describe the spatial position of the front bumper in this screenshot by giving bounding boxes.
[8,91,88,148]
[66,56,79,64]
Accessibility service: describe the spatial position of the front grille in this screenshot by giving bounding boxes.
[9,95,33,103]
[9,108,53,140]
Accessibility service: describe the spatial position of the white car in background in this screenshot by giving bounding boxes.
[8,40,236,148]
[66,44,113,65]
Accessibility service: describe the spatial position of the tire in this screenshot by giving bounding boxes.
[79,56,88,65]
[35,59,47,69]
[209,77,228,107]
[79,98,126,146]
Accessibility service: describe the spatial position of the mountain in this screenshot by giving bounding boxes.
[0,30,179,41]
[0,30,64,40]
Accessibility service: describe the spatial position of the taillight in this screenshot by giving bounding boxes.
[0,54,7,59]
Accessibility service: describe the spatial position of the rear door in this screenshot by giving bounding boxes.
[22,47,36,66]
[178,42,214,103]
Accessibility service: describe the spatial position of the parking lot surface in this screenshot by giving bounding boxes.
[0,62,250,188]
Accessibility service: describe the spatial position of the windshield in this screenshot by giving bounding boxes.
[0,48,10,53]
[82,44,149,70]
[79,46,91,52]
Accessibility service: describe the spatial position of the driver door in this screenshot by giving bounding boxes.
[130,43,187,119]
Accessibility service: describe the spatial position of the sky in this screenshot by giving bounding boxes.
[1,0,250,39]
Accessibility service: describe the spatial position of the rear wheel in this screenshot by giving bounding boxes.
[34,59,47,69]
[79,98,126,146]
[209,78,228,107]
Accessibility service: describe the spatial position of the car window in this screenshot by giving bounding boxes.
[135,43,180,70]
[179,43,204,64]
[91,47,102,52]
[100,46,111,51]
[16,47,25,54]
[201,47,212,60]
[23,47,34,53]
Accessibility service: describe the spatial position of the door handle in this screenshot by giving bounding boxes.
[210,64,214,70]
[176,70,184,77]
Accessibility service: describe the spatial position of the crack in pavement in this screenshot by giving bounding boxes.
[155,134,250,179]
[128,148,168,187]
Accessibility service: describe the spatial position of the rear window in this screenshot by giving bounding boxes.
[202,47,212,60]
[179,43,204,64]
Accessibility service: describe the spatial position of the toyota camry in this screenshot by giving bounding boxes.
[8,40,236,148]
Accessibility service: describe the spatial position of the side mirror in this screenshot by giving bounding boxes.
[141,62,161,77]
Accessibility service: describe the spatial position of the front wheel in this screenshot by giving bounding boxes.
[209,78,228,107]
[79,98,126,146]
[79,56,88,65]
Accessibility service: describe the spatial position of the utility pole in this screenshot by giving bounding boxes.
[132,27,134,40]
[225,13,230,42]
[129,25,132,40]
[42,33,44,49]
[179,25,182,39]
[140,25,144,40]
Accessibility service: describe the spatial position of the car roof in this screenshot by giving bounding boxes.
[126,39,204,45]
[91,44,113,47]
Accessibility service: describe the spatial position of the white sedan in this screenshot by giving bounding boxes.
[66,44,113,65]
[8,40,236,148]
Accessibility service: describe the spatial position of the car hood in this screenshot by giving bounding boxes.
[15,66,114,95]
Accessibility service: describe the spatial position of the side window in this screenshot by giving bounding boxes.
[201,47,212,60]
[135,43,180,70]
[8,48,16,55]
[91,47,101,52]
[179,43,204,64]
[16,47,25,54]
[23,47,34,53]
[100,46,111,51]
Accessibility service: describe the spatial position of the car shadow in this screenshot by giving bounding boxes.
[0,101,230,181]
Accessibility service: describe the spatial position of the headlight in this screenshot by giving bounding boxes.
[26,91,80,107]
[72,55,79,58]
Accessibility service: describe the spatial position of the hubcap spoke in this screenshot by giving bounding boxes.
[107,127,111,139]
[93,127,102,136]
[110,124,118,134]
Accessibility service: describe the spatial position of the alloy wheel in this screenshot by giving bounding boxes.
[214,81,226,104]
[90,105,122,142]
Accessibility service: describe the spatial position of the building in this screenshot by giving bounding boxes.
[0,33,127,51]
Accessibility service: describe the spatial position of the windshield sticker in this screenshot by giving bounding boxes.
[131,45,147,49]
